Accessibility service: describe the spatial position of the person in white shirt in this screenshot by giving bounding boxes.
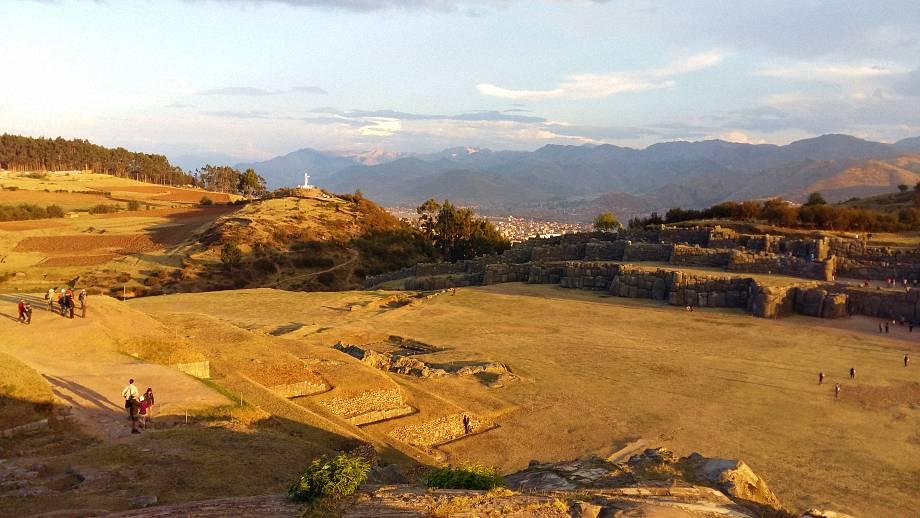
[122,379,139,417]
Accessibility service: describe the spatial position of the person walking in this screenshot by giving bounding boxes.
[122,379,139,417]
[835,383,841,399]
[905,354,910,367]
[849,367,856,380]
[818,372,825,385]
[47,288,55,311]
[17,299,26,323]
[885,322,890,333]
[879,322,884,333]
[462,414,472,435]
[78,289,87,318]
[23,302,32,324]
[66,290,75,319]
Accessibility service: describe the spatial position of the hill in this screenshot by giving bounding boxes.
[163,190,437,293]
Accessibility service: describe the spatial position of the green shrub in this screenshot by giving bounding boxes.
[288,454,370,503]
[0,203,66,221]
[88,203,120,214]
[200,196,214,206]
[220,242,243,270]
[422,463,505,490]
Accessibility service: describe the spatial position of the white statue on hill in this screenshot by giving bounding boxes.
[302,172,312,189]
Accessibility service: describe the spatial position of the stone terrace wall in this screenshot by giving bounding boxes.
[670,245,732,268]
[583,240,627,261]
[558,262,619,290]
[623,243,674,262]
[607,265,753,309]
[727,250,834,281]
[846,288,920,320]
[528,264,565,285]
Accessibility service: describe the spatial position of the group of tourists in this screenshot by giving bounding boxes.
[819,354,910,400]
[121,379,155,434]
[15,288,89,323]
[46,287,87,319]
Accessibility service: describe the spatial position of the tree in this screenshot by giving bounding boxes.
[237,168,267,198]
[220,242,242,270]
[804,192,827,206]
[414,199,509,261]
[593,212,620,231]
[898,184,909,192]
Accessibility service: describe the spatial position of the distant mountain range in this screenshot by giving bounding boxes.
[236,135,920,222]
[235,147,407,188]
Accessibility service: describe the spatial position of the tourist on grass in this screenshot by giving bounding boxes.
[905,354,910,367]
[818,372,824,385]
[17,299,26,323]
[879,322,884,333]
[849,367,856,380]
[835,383,841,399]
[122,379,139,417]
[885,322,889,333]
[23,302,32,324]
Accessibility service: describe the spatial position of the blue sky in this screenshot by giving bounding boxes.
[2,0,920,165]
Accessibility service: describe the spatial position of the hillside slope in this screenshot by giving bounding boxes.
[165,190,436,293]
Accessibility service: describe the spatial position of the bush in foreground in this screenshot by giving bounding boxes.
[423,463,505,490]
[288,454,370,503]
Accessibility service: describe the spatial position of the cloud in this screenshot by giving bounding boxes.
[165,102,195,109]
[894,68,920,97]
[477,50,723,101]
[203,110,276,119]
[310,107,546,123]
[196,85,327,96]
[179,0,506,12]
[756,62,909,80]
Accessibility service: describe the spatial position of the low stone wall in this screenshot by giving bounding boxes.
[270,381,329,398]
[670,245,732,268]
[1,418,48,438]
[482,263,532,285]
[404,274,479,291]
[623,243,673,262]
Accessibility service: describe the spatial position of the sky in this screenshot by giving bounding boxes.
[2,0,920,166]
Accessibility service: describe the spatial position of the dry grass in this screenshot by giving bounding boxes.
[117,336,206,365]
[130,285,920,517]
[0,352,54,428]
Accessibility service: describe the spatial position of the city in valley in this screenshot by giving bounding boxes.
[1,2,918,517]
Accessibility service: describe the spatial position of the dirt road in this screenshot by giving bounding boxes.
[0,293,229,440]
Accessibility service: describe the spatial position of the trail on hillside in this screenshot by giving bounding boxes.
[268,250,359,289]
[0,293,229,440]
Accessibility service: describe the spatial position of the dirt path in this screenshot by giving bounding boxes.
[0,294,229,440]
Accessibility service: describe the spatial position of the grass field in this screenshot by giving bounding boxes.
[130,284,920,517]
